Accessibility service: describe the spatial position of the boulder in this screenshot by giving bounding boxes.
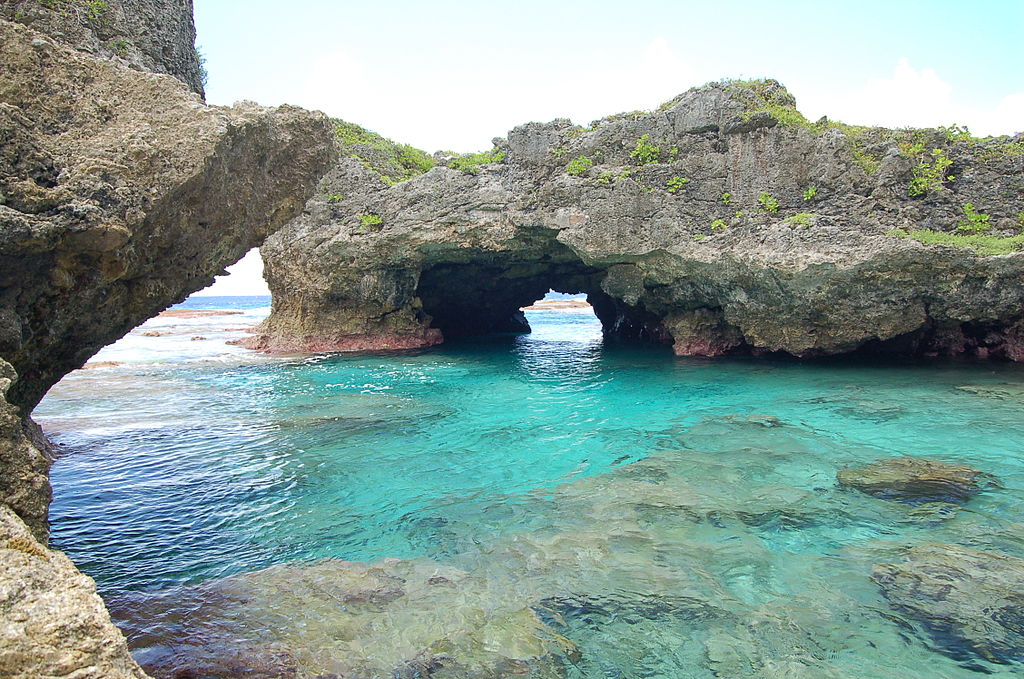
[837,456,990,503]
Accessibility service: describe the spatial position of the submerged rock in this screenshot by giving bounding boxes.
[873,544,1024,663]
[254,81,1024,361]
[837,456,990,503]
[112,557,578,679]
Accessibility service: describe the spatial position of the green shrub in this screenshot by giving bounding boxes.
[957,203,991,233]
[802,185,818,202]
[693,234,707,241]
[108,39,129,56]
[448,149,506,175]
[357,213,383,229]
[939,124,975,142]
[325,194,344,203]
[596,171,615,184]
[786,212,814,227]
[710,219,727,231]
[899,141,926,156]
[908,148,954,196]
[852,149,881,174]
[758,192,779,213]
[566,156,593,177]
[721,191,731,205]
[666,176,689,193]
[630,135,660,165]
[334,119,435,183]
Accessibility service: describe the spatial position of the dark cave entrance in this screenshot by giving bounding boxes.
[413,241,672,346]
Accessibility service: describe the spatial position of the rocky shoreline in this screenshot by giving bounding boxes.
[2,0,1024,677]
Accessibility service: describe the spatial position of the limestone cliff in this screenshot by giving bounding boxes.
[1,0,206,96]
[0,11,334,678]
[254,81,1024,360]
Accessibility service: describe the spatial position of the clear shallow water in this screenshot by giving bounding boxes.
[35,301,1024,678]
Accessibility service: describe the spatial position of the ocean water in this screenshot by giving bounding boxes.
[34,297,1024,678]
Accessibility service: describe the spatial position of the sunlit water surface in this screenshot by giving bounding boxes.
[36,297,1024,678]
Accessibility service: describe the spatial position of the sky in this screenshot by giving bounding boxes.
[190,0,1024,295]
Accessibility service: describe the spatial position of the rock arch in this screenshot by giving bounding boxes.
[252,83,1024,361]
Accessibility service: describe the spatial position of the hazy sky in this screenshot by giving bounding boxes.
[190,0,1024,295]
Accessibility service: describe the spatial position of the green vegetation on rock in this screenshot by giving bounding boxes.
[758,192,779,213]
[41,0,107,21]
[726,78,813,129]
[566,156,593,177]
[710,219,727,231]
[333,120,435,185]
[666,176,689,193]
[596,171,615,185]
[721,192,731,205]
[786,212,814,227]
[802,185,818,202]
[908,148,954,196]
[957,203,991,233]
[852,149,881,175]
[356,213,383,233]
[630,135,660,165]
[887,228,1024,255]
[448,149,506,175]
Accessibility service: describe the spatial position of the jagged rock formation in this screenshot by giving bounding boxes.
[1,0,206,96]
[254,81,1024,360]
[0,9,334,678]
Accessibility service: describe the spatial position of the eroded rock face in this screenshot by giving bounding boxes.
[0,19,335,413]
[837,456,991,503]
[0,505,147,678]
[0,11,334,679]
[1,0,206,96]
[873,544,1024,663]
[255,81,1024,360]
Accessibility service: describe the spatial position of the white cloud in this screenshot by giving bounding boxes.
[800,58,1023,136]
[290,38,703,152]
[192,248,270,296]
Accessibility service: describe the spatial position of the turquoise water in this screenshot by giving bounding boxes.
[36,304,1024,678]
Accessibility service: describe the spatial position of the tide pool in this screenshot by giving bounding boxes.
[36,303,1024,678]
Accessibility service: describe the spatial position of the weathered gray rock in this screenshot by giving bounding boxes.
[0,19,335,413]
[0,505,147,678]
[0,10,334,679]
[0,360,50,543]
[1,0,206,96]
[254,80,1024,361]
[873,544,1024,663]
[837,456,990,503]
